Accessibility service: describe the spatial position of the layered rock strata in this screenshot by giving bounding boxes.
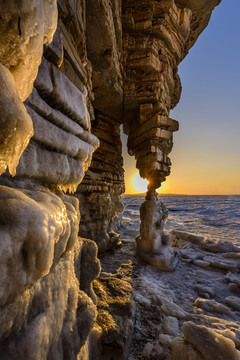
[0,0,223,359]
[122,0,221,267]
[0,0,57,176]
[0,2,101,359]
[136,190,178,271]
[76,0,125,251]
[123,0,221,189]
[77,112,125,252]
[0,188,100,359]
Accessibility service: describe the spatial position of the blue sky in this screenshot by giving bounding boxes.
[123,0,240,194]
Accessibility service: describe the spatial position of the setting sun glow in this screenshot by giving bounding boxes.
[133,173,148,194]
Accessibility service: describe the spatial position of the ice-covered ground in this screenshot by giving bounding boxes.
[99,195,240,359]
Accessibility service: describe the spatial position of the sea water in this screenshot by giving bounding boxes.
[122,195,240,245]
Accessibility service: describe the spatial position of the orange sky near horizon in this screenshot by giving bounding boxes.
[123,162,240,196]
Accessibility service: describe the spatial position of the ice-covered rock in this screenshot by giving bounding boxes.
[172,334,204,360]
[162,316,179,336]
[181,321,240,360]
[159,334,172,346]
[0,0,57,101]
[194,298,233,316]
[225,296,240,311]
[0,185,80,306]
[136,191,178,271]
[91,277,135,360]
[0,64,33,176]
[141,342,154,358]
[0,236,99,359]
[225,272,240,294]
[172,230,240,254]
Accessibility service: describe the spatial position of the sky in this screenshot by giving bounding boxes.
[122,0,240,195]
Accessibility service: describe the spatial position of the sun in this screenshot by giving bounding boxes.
[133,172,148,193]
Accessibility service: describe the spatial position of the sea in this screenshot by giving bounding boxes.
[122,195,240,245]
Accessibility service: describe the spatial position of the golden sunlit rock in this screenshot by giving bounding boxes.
[2,0,237,360]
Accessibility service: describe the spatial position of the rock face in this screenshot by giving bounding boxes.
[0,2,101,359]
[122,0,221,190]
[76,0,125,251]
[0,0,57,176]
[122,0,221,267]
[77,111,125,253]
[136,190,178,270]
[0,0,222,359]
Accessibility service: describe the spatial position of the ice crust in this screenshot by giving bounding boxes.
[0,0,58,178]
[0,0,57,101]
[0,237,100,360]
[0,185,79,306]
[111,196,240,359]
[0,64,33,176]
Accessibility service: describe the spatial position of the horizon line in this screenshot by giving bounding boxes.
[123,192,240,196]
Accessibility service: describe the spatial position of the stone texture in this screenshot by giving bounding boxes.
[0,0,58,101]
[77,112,125,253]
[0,235,100,360]
[0,64,33,176]
[136,190,178,270]
[122,0,221,191]
[86,0,123,121]
[91,277,135,360]
[0,0,224,359]
[0,2,101,359]
[181,321,240,360]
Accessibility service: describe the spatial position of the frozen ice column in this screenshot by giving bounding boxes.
[136,189,178,271]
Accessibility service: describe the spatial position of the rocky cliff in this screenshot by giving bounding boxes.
[0,0,221,359]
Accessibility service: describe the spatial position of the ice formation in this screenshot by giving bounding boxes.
[1,0,234,359]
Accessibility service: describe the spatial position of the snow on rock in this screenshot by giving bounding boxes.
[0,0,57,101]
[161,316,180,336]
[172,230,240,273]
[0,185,79,306]
[194,298,233,317]
[172,334,205,360]
[137,192,178,271]
[181,321,240,360]
[0,237,99,359]
[107,206,240,359]
[142,342,154,358]
[225,296,240,311]
[0,64,33,176]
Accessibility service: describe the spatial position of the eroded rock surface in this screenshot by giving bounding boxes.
[0,2,101,359]
[123,0,220,190]
[136,190,178,270]
[111,204,240,360]
[0,0,224,359]
[0,0,57,176]
[77,111,125,252]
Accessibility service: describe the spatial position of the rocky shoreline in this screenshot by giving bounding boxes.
[97,218,240,359]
